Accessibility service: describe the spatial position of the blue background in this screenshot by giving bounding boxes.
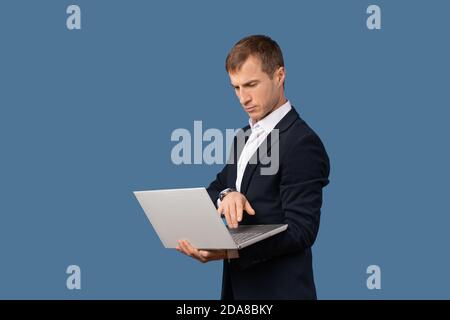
[1,0,449,299]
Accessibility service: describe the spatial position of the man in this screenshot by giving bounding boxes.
[176,35,330,299]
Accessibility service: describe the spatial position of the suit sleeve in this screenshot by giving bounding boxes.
[206,164,229,208]
[206,134,239,207]
[233,132,330,270]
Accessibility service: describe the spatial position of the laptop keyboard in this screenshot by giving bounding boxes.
[231,232,263,245]
[227,224,286,246]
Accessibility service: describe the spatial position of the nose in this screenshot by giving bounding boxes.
[238,88,251,106]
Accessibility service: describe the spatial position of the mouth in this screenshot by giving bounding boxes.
[245,106,256,113]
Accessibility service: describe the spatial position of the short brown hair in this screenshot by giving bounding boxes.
[225,35,284,78]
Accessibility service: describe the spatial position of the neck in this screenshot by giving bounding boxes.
[257,96,287,122]
[272,96,288,113]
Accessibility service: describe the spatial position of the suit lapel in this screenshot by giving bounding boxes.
[239,107,299,195]
[234,127,251,165]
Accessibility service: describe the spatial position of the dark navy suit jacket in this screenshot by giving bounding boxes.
[207,107,330,299]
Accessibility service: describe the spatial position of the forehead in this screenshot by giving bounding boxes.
[229,55,267,84]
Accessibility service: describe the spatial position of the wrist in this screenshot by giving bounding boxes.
[226,249,239,259]
[219,188,236,201]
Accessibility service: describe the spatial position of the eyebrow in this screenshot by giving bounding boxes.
[230,79,260,88]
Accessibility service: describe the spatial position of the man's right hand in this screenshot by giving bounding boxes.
[217,192,255,228]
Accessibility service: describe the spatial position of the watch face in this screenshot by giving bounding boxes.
[220,188,235,200]
[220,192,227,200]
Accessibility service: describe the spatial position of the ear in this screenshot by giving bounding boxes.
[276,67,286,87]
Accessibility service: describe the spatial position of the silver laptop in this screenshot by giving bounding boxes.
[133,187,287,250]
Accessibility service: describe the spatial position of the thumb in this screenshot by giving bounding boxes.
[217,202,224,215]
[244,201,256,215]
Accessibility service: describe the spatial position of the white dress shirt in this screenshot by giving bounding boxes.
[235,100,292,192]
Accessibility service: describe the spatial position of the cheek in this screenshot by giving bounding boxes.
[265,85,278,104]
[254,86,270,104]
[259,87,274,108]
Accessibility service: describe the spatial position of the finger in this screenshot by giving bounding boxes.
[229,202,238,228]
[183,240,204,260]
[177,240,189,255]
[223,203,233,229]
[181,240,195,255]
[179,240,194,257]
[179,240,189,255]
[217,202,224,215]
[199,250,211,259]
[244,201,256,215]
[236,201,244,222]
[183,241,207,262]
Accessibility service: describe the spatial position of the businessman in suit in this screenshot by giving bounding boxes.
[176,35,330,299]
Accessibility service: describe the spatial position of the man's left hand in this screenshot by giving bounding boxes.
[176,240,228,263]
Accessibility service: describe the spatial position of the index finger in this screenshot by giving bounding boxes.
[179,240,199,257]
[236,201,243,222]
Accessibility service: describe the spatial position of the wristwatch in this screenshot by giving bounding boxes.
[219,188,236,201]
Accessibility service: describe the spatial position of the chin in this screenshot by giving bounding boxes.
[253,113,263,122]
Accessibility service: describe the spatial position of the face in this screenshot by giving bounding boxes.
[229,55,285,123]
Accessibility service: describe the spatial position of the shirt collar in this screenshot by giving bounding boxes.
[249,100,292,133]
